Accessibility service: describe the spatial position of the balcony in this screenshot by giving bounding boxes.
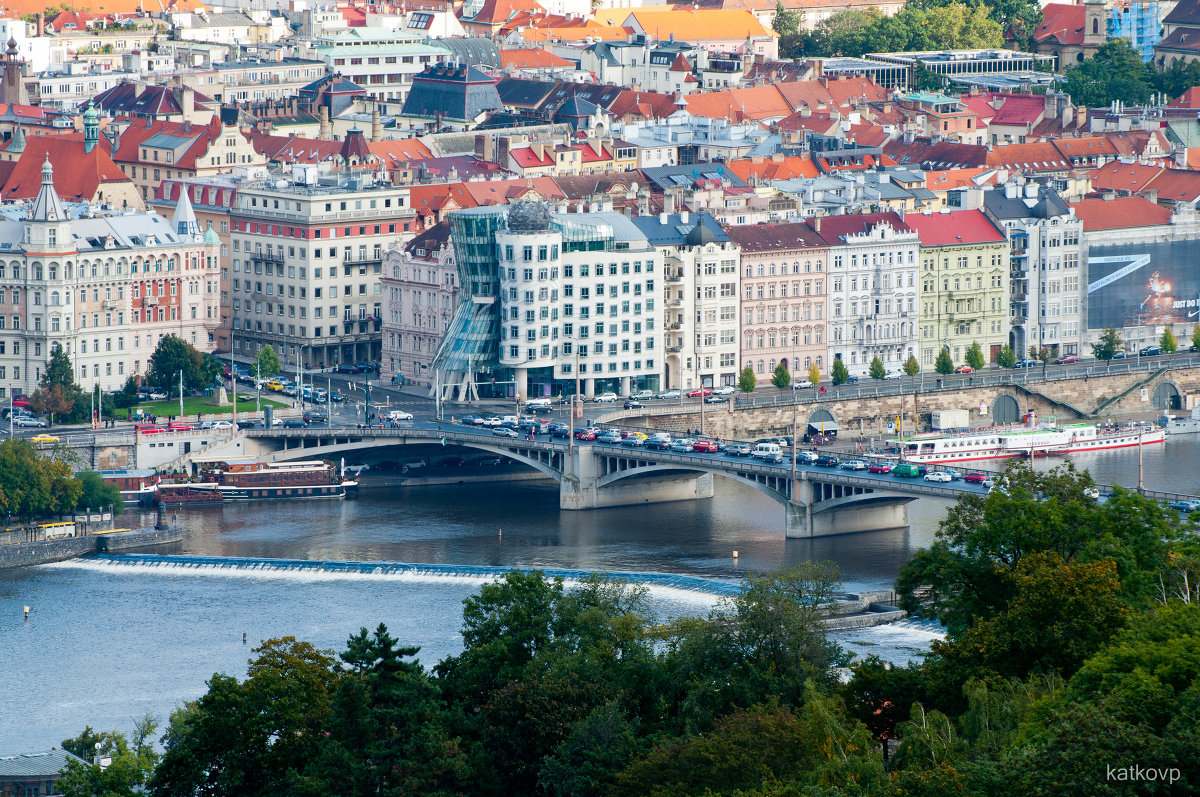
[344,254,383,268]
[249,250,284,264]
[665,297,683,308]
[667,346,682,354]
[665,271,684,284]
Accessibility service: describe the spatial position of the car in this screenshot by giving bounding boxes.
[440,457,466,467]
[594,392,619,403]
[461,415,483,426]
[11,416,46,428]
[30,434,59,444]
[842,374,860,384]
[548,422,569,437]
[692,440,720,453]
[387,411,414,422]
[1110,351,1128,359]
[282,418,306,429]
[11,398,31,410]
[1014,359,1039,368]
[924,471,954,483]
[792,379,814,389]
[761,452,785,465]
[336,364,359,374]
[645,438,672,450]
[686,388,713,398]
[1053,355,1080,365]
[304,412,329,425]
[953,365,974,374]
[492,426,519,438]
[712,385,735,395]
[892,463,921,478]
[629,390,655,400]
[704,396,727,404]
[725,444,752,457]
[868,462,893,474]
[479,416,502,427]
[1139,345,1162,356]
[883,371,902,380]
[623,400,644,409]
[839,459,868,471]
[1169,499,1200,512]
[794,450,819,464]
[670,440,694,453]
[654,390,680,400]
[476,456,503,466]
[597,431,624,444]
[966,471,989,484]
[147,391,168,400]
[574,428,598,441]
[814,455,839,467]
[209,420,233,430]
[620,435,645,448]
[236,419,264,430]
[329,391,345,403]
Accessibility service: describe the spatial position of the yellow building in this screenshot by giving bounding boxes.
[907,209,1010,369]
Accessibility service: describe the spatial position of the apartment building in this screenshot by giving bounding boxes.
[312,29,449,107]
[814,212,920,377]
[724,222,829,385]
[983,181,1085,358]
[907,209,1010,368]
[0,160,221,397]
[227,161,417,370]
[380,221,457,388]
[631,208,741,390]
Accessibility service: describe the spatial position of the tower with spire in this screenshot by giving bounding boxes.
[26,157,72,253]
[172,184,203,240]
[83,102,100,154]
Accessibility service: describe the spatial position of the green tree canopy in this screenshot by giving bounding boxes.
[75,471,123,511]
[1192,323,1200,351]
[771,363,791,389]
[869,356,887,380]
[256,345,282,379]
[934,349,954,375]
[1160,327,1178,354]
[808,363,822,387]
[1063,38,1154,108]
[995,344,1016,369]
[147,336,218,397]
[738,366,757,393]
[831,357,850,385]
[59,717,159,797]
[1092,327,1124,364]
[965,342,986,371]
[903,354,921,376]
[0,438,81,520]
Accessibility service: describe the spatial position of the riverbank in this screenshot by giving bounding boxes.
[0,526,182,570]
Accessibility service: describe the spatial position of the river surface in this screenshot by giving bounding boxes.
[1,435,1195,752]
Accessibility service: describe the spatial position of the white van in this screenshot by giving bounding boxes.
[751,443,782,460]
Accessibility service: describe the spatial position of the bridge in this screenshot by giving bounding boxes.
[228,424,989,538]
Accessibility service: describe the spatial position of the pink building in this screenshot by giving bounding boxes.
[724,222,829,385]
[381,222,457,388]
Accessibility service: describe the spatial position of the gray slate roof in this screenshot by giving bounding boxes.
[0,750,87,778]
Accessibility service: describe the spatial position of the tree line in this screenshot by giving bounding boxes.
[0,438,122,520]
[59,462,1200,796]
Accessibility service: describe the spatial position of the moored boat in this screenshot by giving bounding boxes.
[157,459,352,504]
[99,469,160,505]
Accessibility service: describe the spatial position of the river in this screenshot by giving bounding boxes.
[1,435,1196,752]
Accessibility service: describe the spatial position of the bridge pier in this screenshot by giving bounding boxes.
[784,474,911,538]
[560,445,715,510]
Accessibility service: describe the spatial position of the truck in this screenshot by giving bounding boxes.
[931,409,970,430]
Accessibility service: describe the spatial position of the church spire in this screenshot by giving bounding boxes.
[172,183,201,239]
[30,156,65,222]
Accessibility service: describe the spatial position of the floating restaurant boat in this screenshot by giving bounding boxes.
[98,469,160,505]
[156,459,354,504]
[893,412,1165,464]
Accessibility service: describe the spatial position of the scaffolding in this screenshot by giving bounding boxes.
[1109,0,1164,62]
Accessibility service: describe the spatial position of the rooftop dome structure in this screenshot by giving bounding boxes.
[685,215,719,245]
[507,200,552,232]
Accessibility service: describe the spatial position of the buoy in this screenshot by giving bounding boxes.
[498,528,502,536]
[732,551,739,559]
[242,632,247,644]
[23,605,29,619]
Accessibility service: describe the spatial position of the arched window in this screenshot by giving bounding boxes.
[50,291,60,306]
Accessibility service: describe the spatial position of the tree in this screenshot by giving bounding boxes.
[965,342,986,371]
[1192,323,1200,352]
[58,717,159,797]
[75,471,123,511]
[1063,38,1154,108]
[869,356,886,380]
[934,348,954,375]
[995,344,1016,369]
[831,357,850,385]
[771,363,791,389]
[1031,344,1054,377]
[772,0,800,36]
[808,363,821,387]
[738,366,756,393]
[1160,327,1178,354]
[1091,327,1124,367]
[903,354,921,376]
[256,344,281,379]
[0,437,80,520]
[147,335,214,396]
[31,347,82,425]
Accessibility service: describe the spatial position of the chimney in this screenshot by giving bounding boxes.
[812,216,821,233]
[1144,188,1159,205]
[318,104,331,140]
[665,192,675,215]
[680,209,690,224]
[1004,181,1018,199]
[371,104,382,141]
[34,12,44,36]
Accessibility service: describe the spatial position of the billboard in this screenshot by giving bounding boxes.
[1087,237,1200,330]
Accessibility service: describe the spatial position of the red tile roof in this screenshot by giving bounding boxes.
[683,85,791,122]
[466,0,546,25]
[775,110,839,135]
[1168,86,1200,109]
[510,146,554,168]
[450,177,565,206]
[985,93,1048,127]
[111,116,228,170]
[1032,3,1085,44]
[810,211,912,245]
[726,155,819,181]
[499,48,574,69]
[1051,136,1119,160]
[1088,161,1164,193]
[985,142,1071,171]
[1,133,130,204]
[924,167,1000,191]
[1070,196,1172,230]
[608,90,681,121]
[1139,168,1200,203]
[723,221,827,251]
[822,76,889,107]
[905,209,1006,246]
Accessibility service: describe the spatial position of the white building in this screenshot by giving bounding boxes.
[309,29,450,107]
[0,159,222,397]
[631,207,742,389]
[380,221,457,388]
[496,204,662,399]
[814,211,920,376]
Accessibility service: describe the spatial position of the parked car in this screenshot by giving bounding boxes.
[839,459,868,471]
[686,388,713,398]
[868,462,893,474]
[704,396,727,404]
[1014,359,1039,368]
[924,471,954,483]
[11,416,46,428]
[692,440,720,453]
[814,455,839,467]
[655,390,681,400]
[623,400,644,409]
[1139,345,1162,356]
[1169,499,1200,513]
[712,385,735,395]
[794,450,819,464]
[147,391,168,400]
[725,444,752,457]
[594,392,619,403]
[670,440,694,453]
[492,427,519,438]
[963,471,989,484]
[620,435,646,448]
[953,365,974,374]
[1053,355,1079,365]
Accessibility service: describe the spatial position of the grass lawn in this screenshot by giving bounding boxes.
[124,395,288,419]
